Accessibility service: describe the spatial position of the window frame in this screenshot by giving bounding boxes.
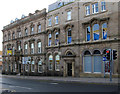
[31,43,34,54]
[55,16,58,24]
[86,26,91,41]
[93,24,99,41]
[38,24,41,33]
[55,55,60,71]
[92,3,99,14]
[48,18,52,26]
[38,42,42,53]
[101,1,106,12]
[85,5,90,16]
[67,11,71,21]
[48,33,52,46]
[67,28,72,44]
[38,60,42,73]
[102,23,107,40]
[31,61,35,72]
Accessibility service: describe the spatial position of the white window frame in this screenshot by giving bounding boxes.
[101,1,106,12]
[92,3,98,14]
[67,11,71,21]
[86,5,90,16]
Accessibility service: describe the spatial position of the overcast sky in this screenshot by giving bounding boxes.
[0,0,56,51]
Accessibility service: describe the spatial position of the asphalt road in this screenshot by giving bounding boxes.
[0,76,118,93]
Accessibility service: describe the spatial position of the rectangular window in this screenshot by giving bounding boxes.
[38,42,41,53]
[48,34,52,46]
[67,11,71,21]
[38,25,41,33]
[31,43,34,54]
[25,44,28,54]
[48,18,52,26]
[86,26,90,41]
[25,29,28,36]
[93,24,99,40]
[102,23,107,39]
[101,1,106,11]
[18,45,21,51]
[31,27,34,34]
[12,33,15,39]
[31,61,35,72]
[18,32,21,38]
[55,32,59,45]
[92,3,98,14]
[67,29,72,44]
[38,61,42,73]
[86,5,90,15]
[55,16,58,24]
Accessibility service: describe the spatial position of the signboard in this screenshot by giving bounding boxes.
[103,57,107,61]
[7,50,12,55]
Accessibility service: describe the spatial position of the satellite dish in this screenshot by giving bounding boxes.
[21,14,25,18]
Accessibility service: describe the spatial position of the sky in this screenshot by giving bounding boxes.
[0,0,56,51]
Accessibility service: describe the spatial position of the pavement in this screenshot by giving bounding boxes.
[1,74,119,85]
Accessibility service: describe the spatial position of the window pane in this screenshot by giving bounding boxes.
[67,11,71,20]
[102,23,107,39]
[87,26,90,41]
[93,24,99,40]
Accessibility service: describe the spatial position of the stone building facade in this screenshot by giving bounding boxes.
[2,0,119,77]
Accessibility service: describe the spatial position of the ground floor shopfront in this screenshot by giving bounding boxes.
[2,42,119,78]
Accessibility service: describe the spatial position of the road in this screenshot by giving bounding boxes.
[0,76,118,93]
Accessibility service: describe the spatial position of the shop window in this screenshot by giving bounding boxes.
[55,32,59,45]
[55,55,60,71]
[86,26,90,41]
[67,28,72,44]
[102,23,107,39]
[49,55,53,70]
[93,24,99,40]
[48,33,52,46]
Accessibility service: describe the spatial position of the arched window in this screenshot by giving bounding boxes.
[48,33,52,46]
[38,60,42,73]
[102,23,107,39]
[66,51,73,56]
[67,28,72,44]
[93,50,102,73]
[55,55,60,71]
[93,24,99,40]
[48,55,53,70]
[84,50,92,73]
[31,26,34,35]
[31,43,34,54]
[93,50,101,54]
[55,32,59,45]
[24,44,28,54]
[84,50,91,55]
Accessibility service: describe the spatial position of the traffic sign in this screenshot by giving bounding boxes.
[103,57,107,61]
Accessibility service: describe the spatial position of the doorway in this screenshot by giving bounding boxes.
[67,63,72,76]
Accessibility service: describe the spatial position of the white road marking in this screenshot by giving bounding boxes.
[50,83,58,85]
[9,85,32,90]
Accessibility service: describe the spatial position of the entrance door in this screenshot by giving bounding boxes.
[67,63,72,76]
